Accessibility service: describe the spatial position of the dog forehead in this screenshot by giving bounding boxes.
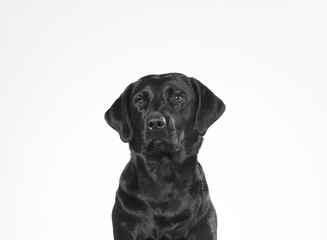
[131,74,194,97]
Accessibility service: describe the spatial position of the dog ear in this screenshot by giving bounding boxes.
[190,78,226,136]
[104,83,134,142]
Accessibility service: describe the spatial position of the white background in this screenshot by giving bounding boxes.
[1,1,326,240]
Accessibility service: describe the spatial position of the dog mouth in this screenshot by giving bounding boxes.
[146,137,180,153]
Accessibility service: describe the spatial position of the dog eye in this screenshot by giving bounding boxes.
[134,97,146,106]
[173,94,185,103]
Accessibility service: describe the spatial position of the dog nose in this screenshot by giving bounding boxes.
[146,115,166,129]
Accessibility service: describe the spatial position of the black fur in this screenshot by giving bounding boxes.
[105,73,225,240]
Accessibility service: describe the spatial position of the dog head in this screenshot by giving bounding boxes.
[105,73,225,160]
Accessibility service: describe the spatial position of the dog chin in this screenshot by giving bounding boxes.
[145,138,180,153]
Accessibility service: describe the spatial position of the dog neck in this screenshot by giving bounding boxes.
[130,150,198,181]
[119,150,210,208]
[123,135,204,196]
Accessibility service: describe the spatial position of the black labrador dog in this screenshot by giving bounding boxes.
[105,73,225,240]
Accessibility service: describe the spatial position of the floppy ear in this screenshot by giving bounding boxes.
[104,83,134,142]
[190,78,226,136]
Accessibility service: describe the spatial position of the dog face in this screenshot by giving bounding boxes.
[105,73,225,160]
[129,74,197,154]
